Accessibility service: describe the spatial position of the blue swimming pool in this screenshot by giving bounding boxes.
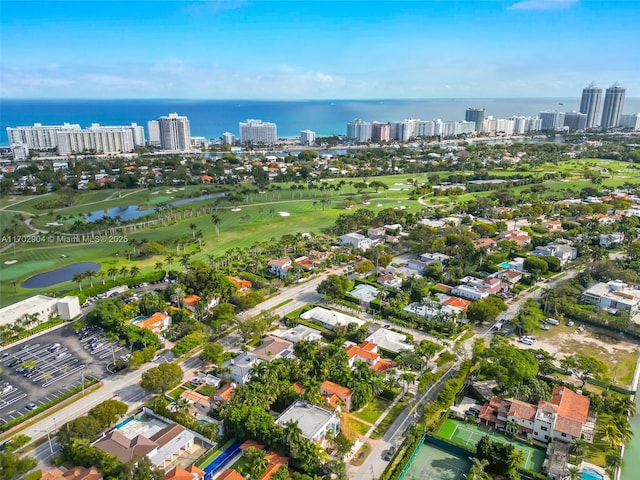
[581,468,604,480]
[498,261,511,268]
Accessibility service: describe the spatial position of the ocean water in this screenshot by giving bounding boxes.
[2,98,640,145]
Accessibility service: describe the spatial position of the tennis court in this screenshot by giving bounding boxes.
[437,419,545,472]
[400,441,470,480]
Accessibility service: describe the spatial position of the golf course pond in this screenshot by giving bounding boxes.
[21,262,101,288]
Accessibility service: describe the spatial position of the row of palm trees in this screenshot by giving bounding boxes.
[72,266,141,291]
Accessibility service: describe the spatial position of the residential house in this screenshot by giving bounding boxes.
[179,390,211,415]
[479,386,591,444]
[499,229,531,246]
[164,466,205,480]
[252,336,294,362]
[268,257,292,278]
[339,232,373,250]
[229,276,252,293]
[543,221,563,232]
[42,467,103,480]
[216,469,245,480]
[182,295,201,312]
[276,401,340,445]
[377,273,403,289]
[273,324,322,344]
[599,233,625,247]
[533,243,577,265]
[406,259,428,273]
[221,352,262,386]
[419,252,450,266]
[94,423,196,469]
[583,280,640,315]
[320,380,353,411]
[451,285,489,301]
[441,296,472,314]
[497,269,523,287]
[300,307,366,330]
[294,256,315,271]
[133,312,172,336]
[345,341,396,373]
[365,329,414,354]
[212,383,236,409]
[472,238,497,252]
[349,283,380,306]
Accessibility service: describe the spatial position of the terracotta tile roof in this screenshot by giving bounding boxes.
[472,238,497,249]
[135,312,170,333]
[165,466,204,480]
[553,416,583,438]
[442,297,472,311]
[323,393,341,409]
[41,469,65,480]
[240,439,265,451]
[183,295,201,306]
[94,431,157,463]
[508,399,537,421]
[292,381,305,394]
[180,389,211,409]
[201,175,214,182]
[359,341,378,352]
[229,276,252,290]
[259,451,289,480]
[552,386,590,423]
[321,380,352,401]
[214,384,236,402]
[434,283,453,293]
[268,257,291,268]
[216,470,245,480]
[371,358,397,373]
[345,343,379,362]
[64,466,102,480]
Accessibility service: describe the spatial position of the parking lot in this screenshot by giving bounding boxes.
[0,323,121,426]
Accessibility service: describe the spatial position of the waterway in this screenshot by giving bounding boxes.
[83,192,225,222]
[620,387,640,480]
[21,262,101,288]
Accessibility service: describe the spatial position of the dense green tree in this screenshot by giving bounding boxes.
[466,296,507,324]
[88,399,128,429]
[0,451,37,480]
[317,274,350,300]
[560,354,608,388]
[140,363,183,393]
[478,339,538,389]
[200,342,224,364]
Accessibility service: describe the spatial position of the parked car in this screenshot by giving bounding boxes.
[383,446,397,461]
[546,318,560,326]
[25,403,37,411]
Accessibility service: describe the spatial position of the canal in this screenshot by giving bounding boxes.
[621,388,640,480]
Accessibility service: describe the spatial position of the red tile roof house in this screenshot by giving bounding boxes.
[164,465,205,480]
[499,229,531,246]
[229,276,252,293]
[294,256,315,271]
[479,386,591,444]
[345,341,396,373]
[472,238,497,252]
[320,380,353,411]
[212,383,236,409]
[179,389,212,415]
[543,221,563,232]
[268,257,292,278]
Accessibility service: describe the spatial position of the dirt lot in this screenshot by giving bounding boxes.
[517,322,640,389]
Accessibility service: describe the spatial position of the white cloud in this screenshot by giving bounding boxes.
[509,0,578,11]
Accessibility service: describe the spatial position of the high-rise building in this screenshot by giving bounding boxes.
[158,113,191,151]
[346,119,372,143]
[579,82,602,129]
[10,143,29,161]
[55,126,136,155]
[564,112,588,131]
[147,120,161,147]
[465,108,485,132]
[621,114,640,131]
[239,119,277,145]
[6,123,81,150]
[601,82,626,129]
[300,129,316,146]
[371,122,390,142]
[539,111,565,130]
[222,132,236,145]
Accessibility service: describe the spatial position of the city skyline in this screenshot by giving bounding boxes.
[1,1,639,100]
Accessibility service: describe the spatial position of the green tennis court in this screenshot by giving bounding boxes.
[400,442,470,480]
[437,419,545,472]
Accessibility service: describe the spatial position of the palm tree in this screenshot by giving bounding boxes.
[107,267,118,282]
[119,265,129,278]
[563,466,581,480]
[189,223,197,239]
[600,423,623,448]
[84,270,96,288]
[154,261,165,276]
[172,286,185,309]
[165,253,176,271]
[130,265,141,277]
[283,420,304,452]
[605,450,622,471]
[72,272,84,291]
[400,372,416,395]
[98,270,107,285]
[210,214,221,239]
[179,254,192,271]
[569,438,588,461]
[246,447,269,479]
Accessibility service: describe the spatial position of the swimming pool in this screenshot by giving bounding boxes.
[581,468,604,480]
[498,261,511,268]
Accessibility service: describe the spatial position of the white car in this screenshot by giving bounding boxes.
[546,318,560,326]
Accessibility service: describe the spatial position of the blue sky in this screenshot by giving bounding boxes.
[1,0,638,99]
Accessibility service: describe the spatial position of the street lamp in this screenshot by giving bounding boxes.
[37,429,54,455]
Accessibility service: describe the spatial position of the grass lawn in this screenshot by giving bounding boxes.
[371,397,408,440]
[353,397,392,424]
[350,442,372,467]
[230,456,250,474]
[585,413,611,467]
[342,414,371,440]
[168,387,187,400]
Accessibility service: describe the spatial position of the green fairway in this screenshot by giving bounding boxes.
[436,418,545,472]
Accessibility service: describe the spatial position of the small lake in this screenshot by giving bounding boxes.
[83,192,226,222]
[21,262,101,288]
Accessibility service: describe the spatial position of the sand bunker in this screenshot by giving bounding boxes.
[377,204,383,207]
[46,222,64,226]
[231,208,242,212]
[4,260,18,265]
[278,212,290,217]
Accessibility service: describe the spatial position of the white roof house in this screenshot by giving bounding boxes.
[221,352,262,386]
[300,306,366,330]
[349,284,380,305]
[273,324,323,344]
[366,329,414,353]
[276,401,340,445]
